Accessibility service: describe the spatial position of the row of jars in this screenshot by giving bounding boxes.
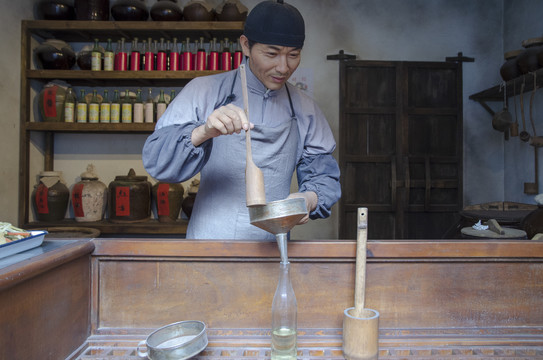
[86,37,242,71]
[37,0,248,22]
[31,166,200,223]
[500,36,543,81]
[38,82,177,123]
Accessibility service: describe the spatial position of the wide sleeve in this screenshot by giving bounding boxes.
[294,92,341,219]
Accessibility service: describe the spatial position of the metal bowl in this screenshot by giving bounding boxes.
[137,320,208,360]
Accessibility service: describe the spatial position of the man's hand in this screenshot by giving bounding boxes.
[287,191,318,225]
[191,103,253,146]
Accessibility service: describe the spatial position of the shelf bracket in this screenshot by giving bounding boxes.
[475,99,496,116]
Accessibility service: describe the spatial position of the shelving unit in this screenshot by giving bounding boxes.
[19,20,244,235]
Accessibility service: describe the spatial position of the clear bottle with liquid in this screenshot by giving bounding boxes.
[121,89,133,123]
[110,89,121,123]
[104,38,114,71]
[144,88,154,123]
[156,89,167,120]
[76,89,87,123]
[271,261,297,360]
[100,89,110,123]
[88,89,100,123]
[133,89,144,123]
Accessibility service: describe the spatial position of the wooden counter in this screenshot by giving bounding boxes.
[0,239,95,360]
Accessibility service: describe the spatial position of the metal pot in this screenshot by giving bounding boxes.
[137,320,208,360]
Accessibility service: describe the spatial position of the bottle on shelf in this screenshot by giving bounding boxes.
[182,37,193,71]
[166,39,171,70]
[169,37,180,71]
[271,261,297,360]
[196,37,206,71]
[169,89,176,105]
[100,89,110,123]
[110,89,121,123]
[153,39,159,70]
[104,38,114,71]
[144,88,154,123]
[233,39,243,69]
[144,37,154,71]
[116,37,128,71]
[208,37,219,70]
[76,89,87,123]
[63,87,76,123]
[91,38,101,71]
[156,89,167,120]
[133,89,144,123]
[130,37,141,71]
[220,38,232,71]
[121,89,133,123]
[157,37,167,71]
[88,89,100,123]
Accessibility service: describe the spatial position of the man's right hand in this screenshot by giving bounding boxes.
[191,103,253,146]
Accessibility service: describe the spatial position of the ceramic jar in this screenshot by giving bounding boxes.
[150,0,183,21]
[108,168,151,222]
[500,49,523,82]
[71,164,108,222]
[521,205,543,239]
[111,0,149,21]
[517,37,543,74]
[34,39,76,70]
[181,178,199,218]
[152,182,184,222]
[215,0,247,21]
[32,171,70,222]
[36,0,75,20]
[38,82,67,122]
[75,0,110,20]
[183,0,214,21]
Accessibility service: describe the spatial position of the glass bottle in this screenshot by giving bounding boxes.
[169,37,179,71]
[182,37,193,71]
[196,37,206,71]
[110,89,121,123]
[76,89,87,123]
[208,37,219,70]
[169,89,176,105]
[220,37,231,71]
[144,88,154,123]
[63,87,76,123]
[88,89,100,123]
[133,89,144,123]
[104,38,114,71]
[144,37,154,71]
[157,37,167,70]
[156,89,167,120]
[130,37,140,71]
[100,89,110,123]
[121,89,133,123]
[233,39,243,69]
[153,39,159,70]
[117,37,128,71]
[91,38,101,71]
[271,261,297,360]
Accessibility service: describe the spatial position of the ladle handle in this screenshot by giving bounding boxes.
[354,207,368,317]
[239,64,252,156]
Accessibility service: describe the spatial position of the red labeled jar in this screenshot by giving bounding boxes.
[31,171,70,222]
[152,182,184,222]
[108,168,151,222]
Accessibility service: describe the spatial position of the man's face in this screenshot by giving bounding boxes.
[240,35,302,91]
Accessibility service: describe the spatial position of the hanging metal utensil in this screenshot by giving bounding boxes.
[511,81,519,137]
[492,82,513,140]
[519,78,531,142]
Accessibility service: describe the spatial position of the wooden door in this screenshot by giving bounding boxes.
[339,60,463,239]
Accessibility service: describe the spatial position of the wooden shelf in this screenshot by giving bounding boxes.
[469,67,543,115]
[24,219,188,236]
[25,122,156,133]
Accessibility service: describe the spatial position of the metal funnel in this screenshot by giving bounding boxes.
[249,198,307,263]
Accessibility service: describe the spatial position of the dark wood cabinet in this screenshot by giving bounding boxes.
[339,60,463,239]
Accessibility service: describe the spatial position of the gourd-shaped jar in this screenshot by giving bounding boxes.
[32,171,70,222]
[71,164,108,222]
[183,0,215,21]
[108,168,151,222]
[150,0,183,21]
[215,0,247,21]
[111,0,149,21]
[181,178,199,218]
[500,49,523,82]
[152,181,184,222]
[517,37,543,74]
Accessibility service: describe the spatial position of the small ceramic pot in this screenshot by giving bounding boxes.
[34,39,76,70]
[111,0,149,21]
[183,0,215,21]
[72,164,108,222]
[500,50,523,82]
[108,168,151,223]
[36,0,76,20]
[152,182,184,222]
[75,0,110,20]
[32,171,70,222]
[215,0,247,21]
[517,37,543,74]
[150,0,183,21]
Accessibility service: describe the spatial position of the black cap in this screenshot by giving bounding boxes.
[243,0,305,48]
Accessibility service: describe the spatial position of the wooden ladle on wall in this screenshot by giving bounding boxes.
[240,64,266,207]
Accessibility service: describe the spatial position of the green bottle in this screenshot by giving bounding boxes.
[76,89,87,123]
[110,89,120,123]
[88,89,100,123]
[91,38,101,71]
[121,89,133,123]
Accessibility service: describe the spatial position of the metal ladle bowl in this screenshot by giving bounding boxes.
[248,198,307,263]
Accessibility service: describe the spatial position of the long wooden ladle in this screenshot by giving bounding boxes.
[240,64,266,207]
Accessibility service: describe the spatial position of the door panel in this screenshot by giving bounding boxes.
[339,60,463,240]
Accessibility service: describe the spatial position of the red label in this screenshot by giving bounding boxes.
[117,52,128,71]
[145,52,154,71]
[115,186,130,216]
[43,87,57,118]
[36,183,49,214]
[72,183,85,217]
[169,52,179,71]
[157,52,167,70]
[233,51,242,69]
[182,52,193,70]
[157,183,170,216]
[130,51,140,71]
[208,52,219,70]
[196,51,206,71]
[221,52,232,71]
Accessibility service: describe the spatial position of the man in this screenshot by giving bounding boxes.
[142,0,341,240]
